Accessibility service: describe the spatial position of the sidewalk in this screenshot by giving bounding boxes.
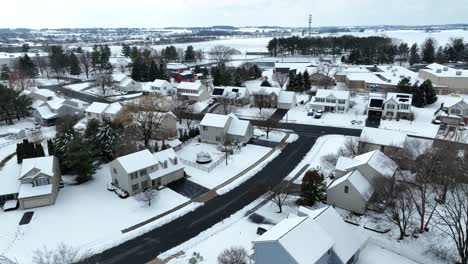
[122,133,291,234]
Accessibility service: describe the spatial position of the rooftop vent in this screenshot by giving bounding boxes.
[436,69,443,73]
[456,71,463,76]
[443,67,449,71]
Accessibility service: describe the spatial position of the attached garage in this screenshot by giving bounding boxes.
[20,195,52,209]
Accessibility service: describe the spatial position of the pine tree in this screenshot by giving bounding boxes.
[420,80,437,105]
[184,45,196,62]
[422,38,436,64]
[34,143,45,157]
[287,72,297,91]
[435,46,447,64]
[303,70,311,90]
[409,43,421,66]
[397,78,413,94]
[47,139,55,155]
[0,64,10,81]
[147,61,159,82]
[296,72,305,92]
[260,80,272,87]
[300,170,326,206]
[69,52,82,76]
[65,136,99,184]
[16,143,23,164]
[122,44,131,57]
[412,83,426,107]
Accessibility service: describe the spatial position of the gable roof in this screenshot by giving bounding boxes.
[255,216,335,264]
[315,89,350,100]
[148,148,184,180]
[115,149,157,174]
[278,91,296,104]
[20,156,55,179]
[443,96,468,109]
[200,113,231,128]
[177,81,203,90]
[151,79,171,87]
[355,150,398,178]
[86,102,122,115]
[328,170,374,201]
[112,73,128,82]
[227,114,251,136]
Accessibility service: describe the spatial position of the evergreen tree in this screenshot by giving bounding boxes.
[287,72,297,91]
[420,80,437,105]
[435,46,447,64]
[84,119,117,162]
[34,143,45,157]
[65,136,99,184]
[300,170,326,206]
[296,72,305,92]
[69,52,82,76]
[412,83,426,107]
[122,44,131,57]
[184,45,196,62]
[397,78,413,94]
[409,43,421,66]
[47,139,55,156]
[0,64,10,81]
[16,143,23,164]
[303,70,311,90]
[147,60,159,82]
[422,38,436,63]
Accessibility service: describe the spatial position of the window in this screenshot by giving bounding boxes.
[386,104,395,109]
[344,186,349,194]
[338,99,346,104]
[35,177,49,186]
[326,99,336,103]
[315,98,325,103]
[203,126,208,131]
[338,106,345,111]
[451,108,461,115]
[141,180,149,189]
[132,183,139,192]
[386,111,394,117]
[173,157,178,165]
[215,136,221,142]
[140,169,147,176]
[114,179,119,185]
[130,172,138,180]
[113,168,117,174]
[163,161,168,168]
[399,104,410,110]
[87,112,91,116]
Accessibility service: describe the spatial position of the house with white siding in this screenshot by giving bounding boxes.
[85,102,123,122]
[440,96,468,123]
[309,89,350,113]
[112,73,142,93]
[110,149,185,196]
[176,81,210,102]
[199,113,253,144]
[383,93,413,120]
[254,206,363,264]
[144,79,175,96]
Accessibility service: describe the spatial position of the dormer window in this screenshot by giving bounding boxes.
[35,177,49,187]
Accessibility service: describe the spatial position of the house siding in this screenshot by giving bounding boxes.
[254,242,299,264]
[327,178,368,214]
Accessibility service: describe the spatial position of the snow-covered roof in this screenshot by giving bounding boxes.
[227,114,250,136]
[442,96,466,108]
[112,73,128,82]
[166,63,188,70]
[46,98,66,110]
[18,183,53,199]
[423,63,468,77]
[151,79,171,88]
[248,86,281,96]
[0,159,21,196]
[20,156,56,179]
[315,89,350,100]
[360,127,407,148]
[278,91,296,105]
[177,81,203,90]
[355,150,398,178]
[335,156,361,172]
[86,102,122,115]
[255,216,335,264]
[300,206,363,263]
[386,93,413,105]
[31,89,55,98]
[115,150,157,174]
[36,105,57,120]
[329,170,374,201]
[200,113,231,128]
[120,78,134,87]
[106,102,123,115]
[212,86,249,98]
[149,148,184,180]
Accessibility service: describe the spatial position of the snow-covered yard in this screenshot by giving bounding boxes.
[234,107,274,120]
[63,82,92,92]
[178,142,277,190]
[0,163,195,263]
[254,128,297,143]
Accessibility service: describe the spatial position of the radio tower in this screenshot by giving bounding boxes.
[308,14,312,37]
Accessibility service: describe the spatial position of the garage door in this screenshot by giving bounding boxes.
[22,196,50,209]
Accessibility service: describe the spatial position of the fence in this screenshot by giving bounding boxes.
[181,155,226,173]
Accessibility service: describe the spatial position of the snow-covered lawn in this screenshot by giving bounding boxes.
[178,142,274,190]
[234,107,273,120]
[253,128,298,143]
[35,78,65,86]
[63,82,92,92]
[0,119,35,136]
[358,243,419,264]
[0,163,194,263]
[285,135,351,184]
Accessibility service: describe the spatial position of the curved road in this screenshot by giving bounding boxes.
[83,124,362,264]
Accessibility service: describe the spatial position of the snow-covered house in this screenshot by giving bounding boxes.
[419,63,468,94]
[211,86,250,105]
[359,127,407,153]
[254,206,363,264]
[85,102,122,122]
[309,89,350,113]
[144,79,175,96]
[112,73,142,93]
[18,156,61,209]
[440,96,468,122]
[249,87,281,109]
[176,81,210,102]
[327,150,397,214]
[166,63,189,75]
[199,113,254,144]
[110,149,185,196]
[366,93,386,120]
[33,98,88,126]
[383,93,413,120]
[29,89,55,101]
[277,91,297,110]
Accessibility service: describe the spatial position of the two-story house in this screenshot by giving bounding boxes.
[309,89,350,113]
[85,102,123,122]
[18,156,61,209]
[144,79,175,96]
[199,113,254,144]
[176,81,210,102]
[383,93,413,120]
[440,96,468,123]
[254,206,363,264]
[110,149,184,196]
[33,98,89,126]
[112,73,142,93]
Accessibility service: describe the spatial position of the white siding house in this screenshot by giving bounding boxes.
[383,93,413,119]
[310,89,350,113]
[85,102,123,122]
[144,79,175,96]
[277,91,297,110]
[112,73,142,93]
[110,149,185,196]
[200,113,254,144]
[176,82,210,102]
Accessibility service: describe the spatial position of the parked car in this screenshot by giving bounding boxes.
[314,110,323,119]
[307,109,315,116]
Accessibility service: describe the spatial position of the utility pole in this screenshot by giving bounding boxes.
[308,14,312,37]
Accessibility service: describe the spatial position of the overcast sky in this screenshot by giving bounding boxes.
[1,0,467,28]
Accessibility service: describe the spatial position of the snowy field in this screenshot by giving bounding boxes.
[0,163,196,263]
[178,142,275,190]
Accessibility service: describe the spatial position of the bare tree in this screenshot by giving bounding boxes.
[96,73,113,97]
[184,105,196,130]
[32,243,95,264]
[430,143,460,203]
[434,185,468,264]
[273,71,288,89]
[337,137,360,158]
[209,45,237,64]
[195,49,204,62]
[252,89,273,114]
[257,109,278,139]
[80,51,92,79]
[218,94,235,115]
[384,183,415,240]
[118,95,170,148]
[135,187,158,206]
[221,136,234,165]
[316,64,336,89]
[267,181,292,213]
[217,246,249,264]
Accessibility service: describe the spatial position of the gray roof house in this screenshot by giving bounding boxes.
[254,206,363,264]
[18,156,61,209]
[110,149,185,196]
[33,98,89,126]
[199,113,254,144]
[327,150,397,214]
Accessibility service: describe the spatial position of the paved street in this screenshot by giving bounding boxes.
[81,124,361,264]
